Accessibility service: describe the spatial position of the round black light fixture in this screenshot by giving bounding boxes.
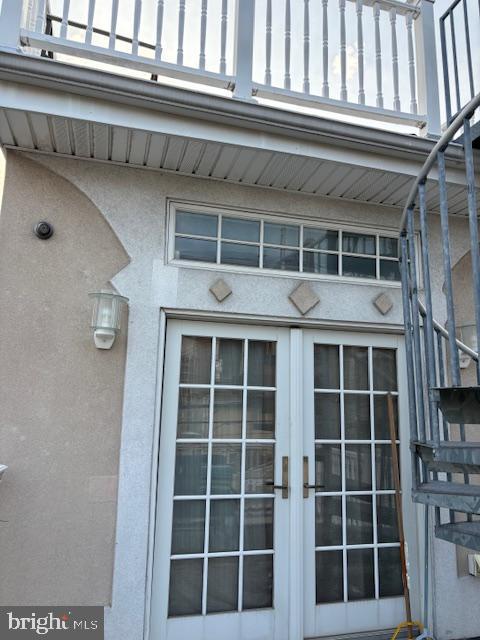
[34,221,54,240]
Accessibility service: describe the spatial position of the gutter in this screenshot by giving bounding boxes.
[0,50,466,166]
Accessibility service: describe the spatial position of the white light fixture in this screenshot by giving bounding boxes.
[459,324,479,369]
[0,464,7,482]
[89,290,128,350]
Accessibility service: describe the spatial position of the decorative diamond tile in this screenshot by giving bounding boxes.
[209,278,232,302]
[289,282,319,315]
[373,292,393,315]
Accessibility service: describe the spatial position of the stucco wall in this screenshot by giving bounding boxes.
[0,150,478,639]
[0,151,129,605]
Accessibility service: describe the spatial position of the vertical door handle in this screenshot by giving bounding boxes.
[303,456,324,498]
[264,456,289,498]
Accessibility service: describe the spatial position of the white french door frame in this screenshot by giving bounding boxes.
[147,315,420,640]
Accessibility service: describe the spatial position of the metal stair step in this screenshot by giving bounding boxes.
[412,480,480,514]
[434,386,480,424]
[413,441,480,473]
[435,521,480,551]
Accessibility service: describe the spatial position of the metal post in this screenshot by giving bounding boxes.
[400,233,420,490]
[232,0,255,100]
[0,0,24,51]
[414,0,441,136]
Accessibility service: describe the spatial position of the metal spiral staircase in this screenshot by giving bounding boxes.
[400,92,480,552]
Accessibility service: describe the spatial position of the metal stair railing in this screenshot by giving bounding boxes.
[399,91,480,551]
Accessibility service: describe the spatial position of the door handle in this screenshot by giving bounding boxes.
[264,456,289,499]
[303,456,325,498]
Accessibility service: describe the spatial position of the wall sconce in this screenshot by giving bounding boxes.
[0,464,7,482]
[459,324,479,369]
[89,290,129,350]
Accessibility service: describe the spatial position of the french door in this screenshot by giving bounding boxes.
[150,321,416,640]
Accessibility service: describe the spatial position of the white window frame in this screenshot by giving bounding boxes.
[166,200,406,288]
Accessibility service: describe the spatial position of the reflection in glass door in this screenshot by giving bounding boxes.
[151,322,290,640]
[303,332,415,638]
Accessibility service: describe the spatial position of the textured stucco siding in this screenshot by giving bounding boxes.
[0,151,129,605]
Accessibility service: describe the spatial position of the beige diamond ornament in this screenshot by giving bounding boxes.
[289,282,319,315]
[373,292,393,315]
[209,278,232,302]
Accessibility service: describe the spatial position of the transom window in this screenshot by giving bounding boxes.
[172,209,400,282]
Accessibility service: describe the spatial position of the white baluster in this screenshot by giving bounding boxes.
[61,0,70,39]
[374,2,383,109]
[220,0,228,74]
[109,0,119,50]
[356,0,364,104]
[265,0,272,85]
[390,8,400,111]
[132,0,142,56]
[339,0,347,101]
[303,0,310,93]
[35,0,47,33]
[322,0,329,98]
[177,0,186,66]
[199,0,208,69]
[155,0,164,60]
[284,0,291,90]
[85,0,95,45]
[406,12,418,114]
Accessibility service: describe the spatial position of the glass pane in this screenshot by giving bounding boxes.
[176,211,218,237]
[343,232,376,255]
[245,444,274,494]
[174,444,208,496]
[303,227,338,250]
[342,255,376,279]
[263,247,299,271]
[264,222,299,246]
[379,547,403,598]
[315,393,341,439]
[344,394,371,439]
[314,344,340,389]
[374,395,398,440]
[380,260,400,281]
[380,236,398,258]
[207,557,239,613]
[168,558,203,617]
[222,217,260,242]
[377,494,399,543]
[316,551,343,603]
[244,498,274,550]
[346,496,373,544]
[247,390,275,439]
[211,444,241,494]
[171,500,205,554]
[303,252,338,275]
[347,549,375,601]
[175,236,217,263]
[316,496,342,546]
[344,346,369,390]
[177,388,210,438]
[180,336,212,384]
[248,341,276,387]
[213,389,243,439]
[243,554,273,610]
[345,444,372,491]
[375,445,399,490]
[221,242,260,267]
[209,499,240,552]
[373,349,397,391]
[215,338,244,385]
[315,444,342,492]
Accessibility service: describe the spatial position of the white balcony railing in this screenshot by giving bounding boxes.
[0,0,441,134]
